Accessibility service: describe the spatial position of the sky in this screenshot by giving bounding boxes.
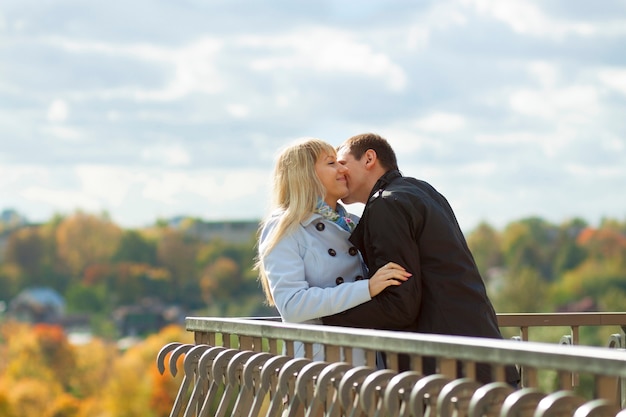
[1,0,625,232]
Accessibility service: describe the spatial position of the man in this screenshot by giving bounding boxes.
[321,133,519,385]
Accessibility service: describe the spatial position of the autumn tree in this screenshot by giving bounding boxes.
[55,211,123,279]
[4,226,46,282]
[155,229,200,306]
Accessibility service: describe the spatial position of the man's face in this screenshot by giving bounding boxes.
[337,146,369,204]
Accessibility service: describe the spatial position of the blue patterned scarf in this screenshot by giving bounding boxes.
[314,199,356,232]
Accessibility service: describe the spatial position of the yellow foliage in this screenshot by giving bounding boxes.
[1,321,57,384]
[70,338,117,398]
[56,211,123,276]
[45,393,81,417]
[9,378,61,417]
[0,321,192,417]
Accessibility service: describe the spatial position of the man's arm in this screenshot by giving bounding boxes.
[322,198,423,330]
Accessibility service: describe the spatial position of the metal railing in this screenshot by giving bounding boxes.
[157,313,626,416]
[497,313,626,347]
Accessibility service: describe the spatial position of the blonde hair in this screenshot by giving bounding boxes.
[256,138,336,305]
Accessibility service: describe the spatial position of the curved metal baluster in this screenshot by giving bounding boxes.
[467,382,515,417]
[265,357,312,417]
[358,369,397,417]
[291,361,329,417]
[215,350,257,417]
[182,346,227,417]
[498,388,545,417]
[408,374,452,417]
[307,362,353,417]
[437,378,482,417]
[573,399,621,417]
[382,371,423,417]
[247,355,291,417]
[179,345,213,412]
[336,366,377,417]
[607,334,622,349]
[232,352,275,417]
[157,342,183,375]
[167,344,196,417]
[169,344,195,377]
[533,391,586,417]
[196,348,240,417]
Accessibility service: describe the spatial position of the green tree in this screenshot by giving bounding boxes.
[466,221,503,281]
[492,267,549,313]
[113,230,157,264]
[155,229,199,305]
[501,217,559,281]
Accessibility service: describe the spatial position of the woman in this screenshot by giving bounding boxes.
[255,138,410,360]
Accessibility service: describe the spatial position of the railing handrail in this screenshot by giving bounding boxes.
[186,316,626,377]
[497,312,626,327]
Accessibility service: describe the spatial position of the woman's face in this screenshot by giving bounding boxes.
[315,151,349,209]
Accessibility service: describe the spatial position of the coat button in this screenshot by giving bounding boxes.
[348,247,358,256]
[315,222,325,231]
[355,275,364,281]
[328,248,336,256]
[335,277,344,285]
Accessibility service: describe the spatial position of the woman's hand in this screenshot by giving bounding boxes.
[368,262,412,297]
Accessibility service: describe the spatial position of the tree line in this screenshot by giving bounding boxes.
[1,210,626,337]
[1,211,626,416]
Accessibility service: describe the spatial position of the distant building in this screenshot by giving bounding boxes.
[167,217,259,244]
[8,287,66,324]
[112,297,185,337]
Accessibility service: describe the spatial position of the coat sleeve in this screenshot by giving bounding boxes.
[261,223,372,323]
[322,197,423,330]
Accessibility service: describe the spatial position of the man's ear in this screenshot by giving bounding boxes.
[364,149,377,169]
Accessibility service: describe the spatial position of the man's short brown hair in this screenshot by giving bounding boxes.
[339,133,399,171]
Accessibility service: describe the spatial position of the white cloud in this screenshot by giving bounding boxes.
[461,0,595,39]
[140,144,191,167]
[565,164,625,179]
[20,187,102,213]
[509,85,599,121]
[414,112,467,133]
[47,99,69,122]
[46,36,224,102]
[41,125,83,142]
[226,104,249,118]
[74,165,138,207]
[406,26,430,51]
[528,61,559,88]
[241,28,407,91]
[598,68,626,96]
[141,169,271,213]
[2,1,626,230]
[475,128,575,158]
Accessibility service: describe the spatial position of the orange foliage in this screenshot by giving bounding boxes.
[576,226,626,260]
[149,365,179,417]
[33,324,76,388]
[82,263,113,285]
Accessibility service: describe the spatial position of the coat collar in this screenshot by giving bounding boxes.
[368,169,402,202]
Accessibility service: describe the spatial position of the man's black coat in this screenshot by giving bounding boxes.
[322,170,520,385]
